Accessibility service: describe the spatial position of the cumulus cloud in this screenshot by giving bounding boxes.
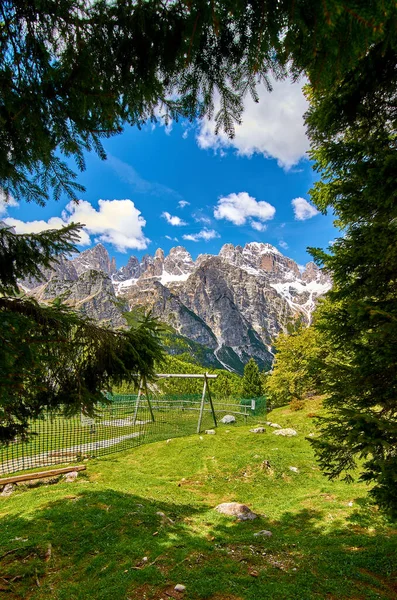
[193,211,212,225]
[279,240,289,249]
[5,199,150,252]
[4,215,91,246]
[251,221,267,232]
[183,228,220,242]
[178,200,190,208]
[196,77,309,170]
[292,197,319,221]
[0,190,18,216]
[214,192,276,231]
[162,211,187,226]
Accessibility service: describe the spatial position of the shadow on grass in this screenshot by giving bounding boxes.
[0,489,396,600]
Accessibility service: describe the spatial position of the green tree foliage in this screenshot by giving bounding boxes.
[305,40,397,516]
[241,358,262,399]
[265,323,323,408]
[0,225,164,443]
[1,1,395,204]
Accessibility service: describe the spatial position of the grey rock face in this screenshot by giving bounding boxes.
[20,256,78,291]
[112,255,141,282]
[20,240,331,370]
[34,270,126,328]
[71,243,115,276]
[163,246,195,276]
[122,279,218,348]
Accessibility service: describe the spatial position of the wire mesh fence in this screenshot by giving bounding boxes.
[0,393,265,476]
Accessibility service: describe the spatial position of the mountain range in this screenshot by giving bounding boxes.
[21,241,331,373]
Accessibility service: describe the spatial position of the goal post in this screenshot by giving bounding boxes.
[141,373,218,433]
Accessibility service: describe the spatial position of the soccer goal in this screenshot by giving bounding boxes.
[133,373,218,433]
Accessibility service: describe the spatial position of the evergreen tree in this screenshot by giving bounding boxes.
[242,358,262,399]
[305,41,397,517]
[0,1,395,204]
[0,224,164,443]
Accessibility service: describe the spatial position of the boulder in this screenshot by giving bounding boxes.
[220,415,236,424]
[254,530,272,537]
[63,471,79,482]
[250,427,266,434]
[273,428,297,437]
[1,483,14,497]
[215,502,258,520]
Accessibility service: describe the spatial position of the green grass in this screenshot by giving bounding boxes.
[0,398,396,600]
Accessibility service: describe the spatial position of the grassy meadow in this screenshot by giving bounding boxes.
[0,398,396,599]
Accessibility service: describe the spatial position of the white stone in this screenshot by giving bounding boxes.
[215,502,258,521]
[273,428,297,437]
[205,429,216,435]
[220,415,236,424]
[289,466,299,473]
[63,471,78,482]
[1,483,14,497]
[250,427,266,434]
[174,584,186,592]
[254,530,272,537]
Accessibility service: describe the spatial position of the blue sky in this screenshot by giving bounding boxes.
[1,78,338,269]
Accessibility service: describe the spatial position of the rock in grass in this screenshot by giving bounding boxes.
[273,428,297,437]
[250,427,266,434]
[215,502,258,520]
[289,466,299,473]
[63,471,78,482]
[220,415,236,424]
[205,429,216,435]
[254,530,272,537]
[174,584,186,592]
[1,483,14,497]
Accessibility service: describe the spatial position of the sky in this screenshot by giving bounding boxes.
[1,77,338,269]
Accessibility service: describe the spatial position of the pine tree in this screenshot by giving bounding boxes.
[0,224,164,443]
[1,1,395,204]
[242,358,262,399]
[305,41,397,517]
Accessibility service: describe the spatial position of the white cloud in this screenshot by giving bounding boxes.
[183,228,220,242]
[178,200,190,208]
[5,199,149,252]
[251,221,267,232]
[162,211,187,226]
[214,192,276,231]
[0,190,18,216]
[292,197,319,221]
[279,240,289,249]
[193,211,212,225]
[165,235,179,242]
[196,76,309,170]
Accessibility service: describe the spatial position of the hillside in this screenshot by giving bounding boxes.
[1,398,395,600]
[21,241,331,373]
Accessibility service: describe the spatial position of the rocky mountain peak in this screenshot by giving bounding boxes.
[72,243,116,276]
[163,246,194,277]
